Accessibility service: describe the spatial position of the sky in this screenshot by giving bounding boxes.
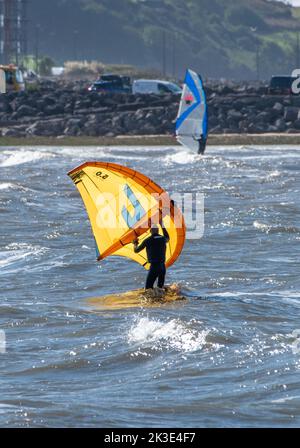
[282,0,300,6]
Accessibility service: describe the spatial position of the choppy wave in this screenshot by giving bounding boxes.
[0,150,55,167]
[164,148,200,165]
[59,146,166,162]
[128,317,211,353]
[0,243,49,270]
[0,182,30,191]
[253,221,300,234]
[0,183,15,190]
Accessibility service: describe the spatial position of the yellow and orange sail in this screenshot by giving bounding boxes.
[68,162,185,270]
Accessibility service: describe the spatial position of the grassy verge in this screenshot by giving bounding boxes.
[1,134,300,147]
[0,135,177,147]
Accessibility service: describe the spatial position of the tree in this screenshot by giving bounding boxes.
[39,57,56,76]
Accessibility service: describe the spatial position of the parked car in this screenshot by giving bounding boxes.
[98,74,131,86]
[132,79,182,95]
[268,75,299,95]
[87,74,131,93]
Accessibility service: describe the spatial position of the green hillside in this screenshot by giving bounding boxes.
[29,0,300,79]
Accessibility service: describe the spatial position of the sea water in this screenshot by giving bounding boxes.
[0,144,300,427]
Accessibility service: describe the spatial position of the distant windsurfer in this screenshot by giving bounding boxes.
[133,222,170,290]
[176,69,208,154]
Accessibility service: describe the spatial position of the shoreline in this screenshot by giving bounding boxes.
[1,133,300,147]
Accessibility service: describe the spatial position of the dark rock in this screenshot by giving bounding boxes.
[273,102,284,113]
[3,79,300,137]
[112,114,125,128]
[284,106,299,122]
[286,128,300,133]
[254,111,272,123]
[43,95,57,106]
[35,99,47,111]
[26,119,65,136]
[64,103,74,114]
[274,118,287,132]
[208,115,218,127]
[227,110,243,121]
[45,105,64,115]
[74,99,92,110]
[0,101,10,113]
[248,123,265,133]
[267,125,279,132]
[64,125,81,136]
[117,103,141,112]
[66,118,83,128]
[290,96,300,107]
[238,120,250,131]
[283,97,292,106]
[210,125,223,134]
[15,104,38,118]
[2,127,26,137]
[219,86,234,95]
[293,119,300,130]
[134,109,146,121]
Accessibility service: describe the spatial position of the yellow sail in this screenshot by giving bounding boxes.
[68,162,186,269]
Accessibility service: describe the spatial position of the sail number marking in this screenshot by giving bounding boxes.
[96,171,109,180]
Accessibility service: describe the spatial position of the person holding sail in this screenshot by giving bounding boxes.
[133,219,170,290]
[195,133,207,155]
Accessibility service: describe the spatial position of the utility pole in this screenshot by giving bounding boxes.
[74,30,78,60]
[172,33,176,78]
[256,38,260,81]
[0,0,28,65]
[35,24,40,74]
[162,29,166,78]
[250,27,260,81]
[296,31,300,68]
[2,0,13,64]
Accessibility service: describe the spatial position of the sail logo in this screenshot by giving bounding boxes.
[94,187,203,238]
[122,184,145,228]
[184,94,194,105]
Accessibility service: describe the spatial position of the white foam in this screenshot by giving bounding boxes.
[0,150,54,167]
[253,221,271,233]
[0,251,32,268]
[271,395,300,404]
[0,403,19,414]
[268,170,281,178]
[253,220,299,235]
[0,182,15,190]
[0,243,48,270]
[59,146,152,161]
[128,317,209,352]
[0,182,29,191]
[165,148,200,165]
[59,147,107,159]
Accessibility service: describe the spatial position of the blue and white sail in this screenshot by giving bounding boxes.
[175,69,208,152]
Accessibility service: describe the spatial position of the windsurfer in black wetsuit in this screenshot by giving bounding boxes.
[133,222,170,290]
[196,134,207,155]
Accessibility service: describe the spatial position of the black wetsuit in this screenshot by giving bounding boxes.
[198,136,207,155]
[134,228,170,289]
